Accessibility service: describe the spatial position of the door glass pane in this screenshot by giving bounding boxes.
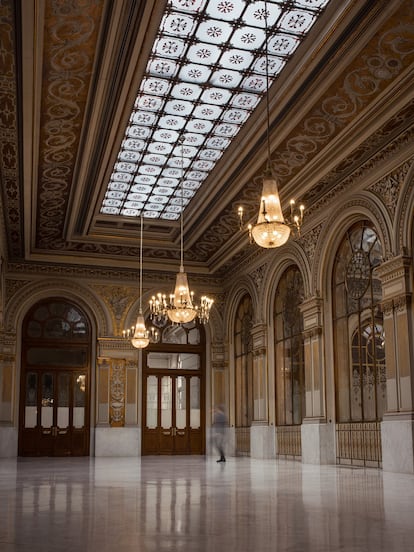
[176,376,186,429]
[27,348,86,366]
[57,373,70,428]
[146,375,158,429]
[161,376,172,429]
[41,373,54,428]
[147,352,200,370]
[73,374,86,428]
[190,377,200,429]
[25,372,38,428]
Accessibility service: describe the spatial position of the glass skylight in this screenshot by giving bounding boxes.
[100,0,330,220]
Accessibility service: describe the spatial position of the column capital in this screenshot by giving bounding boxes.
[251,322,267,354]
[300,294,323,332]
[375,255,412,301]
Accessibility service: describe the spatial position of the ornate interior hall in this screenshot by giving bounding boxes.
[1,2,414,542]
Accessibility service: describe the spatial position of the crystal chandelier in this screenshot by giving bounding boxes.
[128,215,150,348]
[149,137,213,325]
[238,1,304,248]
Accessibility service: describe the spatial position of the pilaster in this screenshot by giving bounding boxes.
[300,296,335,464]
[95,337,141,456]
[375,255,414,472]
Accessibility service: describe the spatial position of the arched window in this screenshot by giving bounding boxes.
[274,266,304,456]
[234,294,253,455]
[333,221,385,465]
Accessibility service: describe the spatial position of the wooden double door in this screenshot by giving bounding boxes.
[19,368,89,456]
[142,350,204,455]
[19,299,91,457]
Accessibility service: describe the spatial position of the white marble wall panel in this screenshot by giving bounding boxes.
[95,427,141,457]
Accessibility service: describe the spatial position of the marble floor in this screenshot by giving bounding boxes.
[1,456,414,552]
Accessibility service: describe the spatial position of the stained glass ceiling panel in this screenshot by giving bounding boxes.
[100,0,331,220]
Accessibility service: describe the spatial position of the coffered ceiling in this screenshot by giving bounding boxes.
[1,0,414,279]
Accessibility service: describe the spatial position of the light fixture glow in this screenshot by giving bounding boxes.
[150,137,213,325]
[130,215,150,348]
[238,1,304,248]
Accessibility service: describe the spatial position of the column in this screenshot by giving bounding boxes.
[376,255,414,473]
[300,296,335,464]
[250,323,275,459]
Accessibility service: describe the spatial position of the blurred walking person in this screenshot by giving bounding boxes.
[213,405,227,462]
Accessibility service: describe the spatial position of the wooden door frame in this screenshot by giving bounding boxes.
[18,299,92,457]
[142,342,206,455]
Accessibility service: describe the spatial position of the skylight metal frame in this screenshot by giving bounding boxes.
[100,0,330,221]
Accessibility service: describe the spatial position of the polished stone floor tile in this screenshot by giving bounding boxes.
[1,457,414,551]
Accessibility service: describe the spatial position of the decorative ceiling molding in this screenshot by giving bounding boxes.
[0,0,23,259]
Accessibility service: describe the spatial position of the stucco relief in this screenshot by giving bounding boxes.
[93,285,136,336]
[5,279,32,307]
[369,162,412,217]
[298,223,323,266]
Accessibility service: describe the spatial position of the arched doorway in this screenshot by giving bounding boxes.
[142,320,205,455]
[18,299,91,456]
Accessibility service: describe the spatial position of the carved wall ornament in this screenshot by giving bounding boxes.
[396,157,414,251]
[394,293,411,312]
[369,162,411,216]
[250,264,267,292]
[110,360,126,427]
[381,299,394,316]
[93,285,136,334]
[5,279,31,306]
[298,223,323,265]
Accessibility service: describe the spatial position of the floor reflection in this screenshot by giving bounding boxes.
[0,457,413,551]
